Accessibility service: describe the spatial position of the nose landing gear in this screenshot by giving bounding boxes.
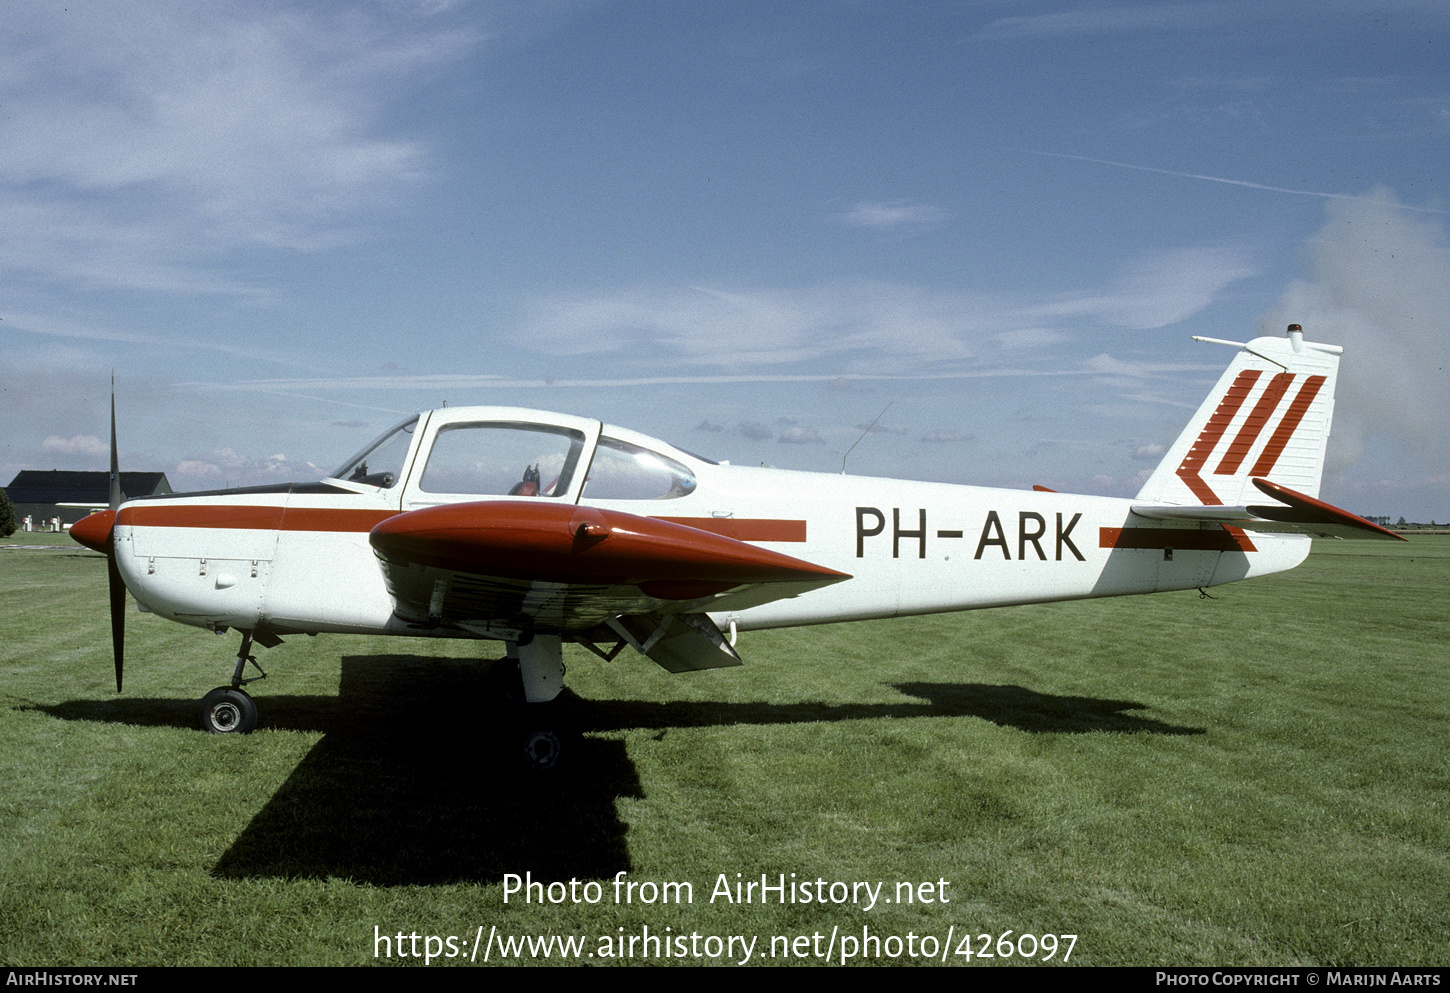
[198,631,268,735]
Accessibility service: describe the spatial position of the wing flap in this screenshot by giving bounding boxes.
[608,612,743,672]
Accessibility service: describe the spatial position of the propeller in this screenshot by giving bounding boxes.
[72,385,127,690]
[107,384,126,692]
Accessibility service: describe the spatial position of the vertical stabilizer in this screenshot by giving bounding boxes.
[1135,326,1341,506]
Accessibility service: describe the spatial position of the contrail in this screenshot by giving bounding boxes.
[1030,151,1448,215]
[187,370,1079,398]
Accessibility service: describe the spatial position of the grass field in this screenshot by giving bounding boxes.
[2,531,1447,966]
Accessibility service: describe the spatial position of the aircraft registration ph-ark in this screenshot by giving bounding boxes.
[71,325,1401,768]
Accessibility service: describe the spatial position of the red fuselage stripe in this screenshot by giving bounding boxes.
[119,505,286,530]
[117,505,399,532]
[1099,526,1255,552]
[282,508,402,532]
[116,505,809,541]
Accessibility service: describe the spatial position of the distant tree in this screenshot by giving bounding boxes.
[1397,516,1408,526]
[0,488,15,538]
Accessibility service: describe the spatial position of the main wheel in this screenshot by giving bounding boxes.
[198,687,258,734]
[519,726,564,772]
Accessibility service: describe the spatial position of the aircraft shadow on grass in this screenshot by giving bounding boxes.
[32,654,1201,885]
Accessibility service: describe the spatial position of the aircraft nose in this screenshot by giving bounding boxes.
[70,509,116,554]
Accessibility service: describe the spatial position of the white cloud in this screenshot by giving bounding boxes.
[840,200,948,231]
[2,308,336,371]
[1258,187,1450,483]
[170,446,323,490]
[524,281,1011,369]
[0,2,477,293]
[1080,353,1209,379]
[523,244,1251,374]
[978,3,1258,40]
[1030,246,1256,330]
[41,435,107,457]
[777,426,824,444]
[857,421,909,436]
[995,328,1071,350]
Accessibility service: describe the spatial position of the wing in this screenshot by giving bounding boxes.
[1130,478,1405,541]
[369,501,851,667]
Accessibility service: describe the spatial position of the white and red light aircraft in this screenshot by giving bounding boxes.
[72,325,1400,767]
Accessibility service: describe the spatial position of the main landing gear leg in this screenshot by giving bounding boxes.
[501,635,572,773]
[198,631,267,734]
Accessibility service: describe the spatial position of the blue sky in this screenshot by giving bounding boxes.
[4,1,1447,520]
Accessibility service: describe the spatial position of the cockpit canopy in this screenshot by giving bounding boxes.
[328,409,699,501]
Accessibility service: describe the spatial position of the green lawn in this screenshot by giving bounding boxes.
[2,534,1447,966]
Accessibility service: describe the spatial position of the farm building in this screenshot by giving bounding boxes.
[3,470,172,528]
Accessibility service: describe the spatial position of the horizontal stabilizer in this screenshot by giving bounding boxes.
[1131,478,1405,541]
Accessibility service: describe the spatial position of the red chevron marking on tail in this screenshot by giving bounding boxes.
[1215,372,1294,476]
[1175,369,1260,505]
[1248,375,1327,478]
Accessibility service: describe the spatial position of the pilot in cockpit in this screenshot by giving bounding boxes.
[509,464,542,497]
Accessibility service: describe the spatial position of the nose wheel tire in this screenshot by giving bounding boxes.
[199,687,258,734]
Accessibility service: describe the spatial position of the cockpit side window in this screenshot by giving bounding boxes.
[419,422,586,497]
[583,437,697,500]
[331,416,418,489]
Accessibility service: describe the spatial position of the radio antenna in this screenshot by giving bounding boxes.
[842,402,891,474]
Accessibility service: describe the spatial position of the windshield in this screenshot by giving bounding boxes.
[330,416,419,489]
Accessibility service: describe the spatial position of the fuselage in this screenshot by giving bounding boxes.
[102,405,1308,644]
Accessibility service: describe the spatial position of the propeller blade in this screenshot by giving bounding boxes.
[108,376,125,692]
[109,377,123,510]
[108,553,125,692]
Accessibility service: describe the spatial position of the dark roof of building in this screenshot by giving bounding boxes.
[3,470,172,505]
